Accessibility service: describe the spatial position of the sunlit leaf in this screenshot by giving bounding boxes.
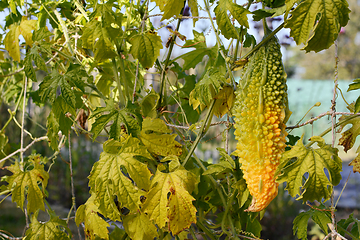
[19,18,37,47]
[123,212,158,240]
[4,23,21,61]
[139,118,182,156]
[6,157,49,214]
[141,92,159,118]
[25,209,71,240]
[213,85,235,118]
[151,0,185,21]
[88,137,152,220]
[142,161,197,235]
[129,32,163,69]
[75,195,109,240]
[188,0,199,26]
[214,0,250,39]
[276,136,342,202]
[285,0,350,52]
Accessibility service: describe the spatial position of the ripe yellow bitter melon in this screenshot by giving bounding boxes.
[233,36,290,212]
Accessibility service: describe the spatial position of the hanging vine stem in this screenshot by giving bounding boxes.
[66,133,82,240]
[330,39,339,240]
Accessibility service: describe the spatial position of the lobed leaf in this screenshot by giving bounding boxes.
[139,118,182,156]
[142,163,197,235]
[123,212,158,240]
[151,0,185,21]
[129,32,163,69]
[6,157,49,214]
[285,0,350,52]
[276,136,342,203]
[88,137,152,220]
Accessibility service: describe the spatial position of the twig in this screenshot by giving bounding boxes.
[0,232,23,240]
[20,76,28,168]
[335,171,351,208]
[286,111,360,130]
[0,136,48,164]
[67,133,82,240]
[166,121,228,130]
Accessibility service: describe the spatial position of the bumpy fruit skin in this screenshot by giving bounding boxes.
[233,37,289,212]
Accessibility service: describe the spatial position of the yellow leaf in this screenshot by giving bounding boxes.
[142,164,197,235]
[139,118,182,156]
[349,145,360,174]
[123,212,158,240]
[19,19,37,47]
[4,24,21,61]
[213,85,235,118]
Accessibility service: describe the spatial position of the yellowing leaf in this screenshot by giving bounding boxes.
[6,157,49,214]
[349,155,360,173]
[338,113,360,152]
[75,195,110,240]
[4,23,21,61]
[129,32,163,69]
[19,19,37,47]
[151,0,185,21]
[276,136,342,203]
[123,212,158,240]
[25,210,71,240]
[213,85,235,118]
[139,118,182,156]
[285,0,350,52]
[142,164,197,235]
[88,136,152,221]
[214,0,250,39]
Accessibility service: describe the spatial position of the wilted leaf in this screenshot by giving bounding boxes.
[139,118,182,156]
[276,136,342,203]
[189,68,226,110]
[285,0,350,52]
[213,85,235,118]
[129,32,163,69]
[6,157,49,214]
[88,137,152,220]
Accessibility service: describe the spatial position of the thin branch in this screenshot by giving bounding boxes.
[67,133,82,240]
[20,76,28,168]
[0,232,23,240]
[0,136,48,164]
[166,121,228,130]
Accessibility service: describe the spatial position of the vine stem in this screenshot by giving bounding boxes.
[20,76,28,168]
[182,100,215,167]
[67,133,82,240]
[330,39,339,240]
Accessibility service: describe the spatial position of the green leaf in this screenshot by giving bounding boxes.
[188,0,199,26]
[141,91,159,118]
[6,157,49,214]
[46,110,60,151]
[285,0,350,52]
[177,46,217,71]
[338,213,360,238]
[24,45,48,81]
[25,210,71,240]
[151,0,185,21]
[252,5,286,21]
[347,78,360,92]
[214,0,250,39]
[276,136,342,202]
[82,3,121,61]
[203,148,235,176]
[4,23,21,61]
[88,137,152,220]
[139,118,183,156]
[90,100,142,140]
[123,212,158,240]
[142,164,197,235]
[293,208,331,240]
[75,195,110,240]
[129,32,163,69]
[189,68,226,110]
